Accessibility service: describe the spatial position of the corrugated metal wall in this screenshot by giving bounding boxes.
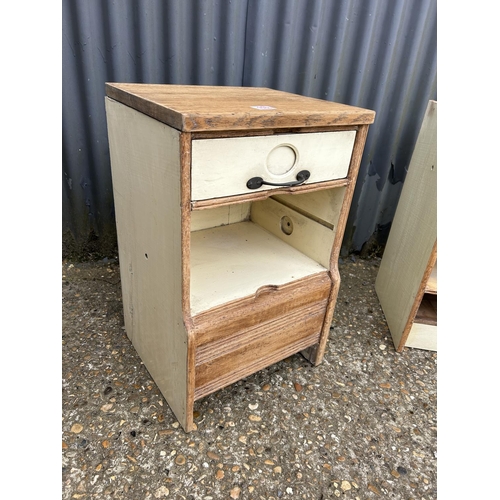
[62,0,437,258]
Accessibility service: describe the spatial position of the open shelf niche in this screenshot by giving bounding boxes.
[190,187,346,316]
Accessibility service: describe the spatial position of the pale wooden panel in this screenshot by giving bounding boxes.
[272,187,346,229]
[375,100,437,351]
[406,323,437,351]
[105,98,189,427]
[191,131,356,200]
[190,221,326,315]
[190,202,251,232]
[425,262,437,294]
[250,197,335,268]
[105,83,376,132]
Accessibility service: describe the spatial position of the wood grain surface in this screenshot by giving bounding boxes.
[192,272,331,347]
[105,83,376,132]
[194,309,325,400]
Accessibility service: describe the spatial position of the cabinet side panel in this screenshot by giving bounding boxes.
[375,101,437,350]
[105,98,189,426]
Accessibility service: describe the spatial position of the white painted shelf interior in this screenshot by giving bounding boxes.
[190,220,327,316]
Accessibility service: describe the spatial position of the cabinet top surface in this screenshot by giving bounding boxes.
[105,83,375,132]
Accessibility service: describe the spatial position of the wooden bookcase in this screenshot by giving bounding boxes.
[105,84,375,431]
[375,100,437,352]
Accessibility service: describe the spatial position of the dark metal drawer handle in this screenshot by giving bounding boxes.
[246,170,310,190]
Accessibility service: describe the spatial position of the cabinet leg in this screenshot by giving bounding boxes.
[302,270,340,366]
[301,344,323,365]
[181,410,194,433]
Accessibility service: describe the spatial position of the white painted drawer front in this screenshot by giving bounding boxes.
[191,131,356,201]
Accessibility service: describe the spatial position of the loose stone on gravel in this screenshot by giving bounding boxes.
[70,423,83,434]
[341,480,352,491]
[229,486,241,498]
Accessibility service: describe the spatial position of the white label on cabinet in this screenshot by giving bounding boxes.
[250,105,276,110]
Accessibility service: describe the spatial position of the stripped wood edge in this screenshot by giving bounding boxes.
[304,124,370,365]
[191,177,351,211]
[180,132,195,432]
[193,272,330,348]
[190,125,359,140]
[104,84,184,130]
[331,124,370,269]
[397,241,437,352]
[191,272,329,335]
[301,266,341,365]
[186,112,375,132]
[425,262,437,294]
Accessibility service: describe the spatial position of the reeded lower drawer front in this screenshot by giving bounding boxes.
[192,272,331,400]
[191,131,356,201]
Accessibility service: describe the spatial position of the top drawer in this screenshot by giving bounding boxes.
[191,131,356,201]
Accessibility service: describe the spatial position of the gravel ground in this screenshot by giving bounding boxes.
[62,257,437,500]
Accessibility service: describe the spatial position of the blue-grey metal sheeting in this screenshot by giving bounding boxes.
[62,0,436,257]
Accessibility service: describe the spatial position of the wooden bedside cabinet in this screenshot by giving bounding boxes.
[105,84,375,431]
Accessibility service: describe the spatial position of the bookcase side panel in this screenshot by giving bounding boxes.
[375,101,437,351]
